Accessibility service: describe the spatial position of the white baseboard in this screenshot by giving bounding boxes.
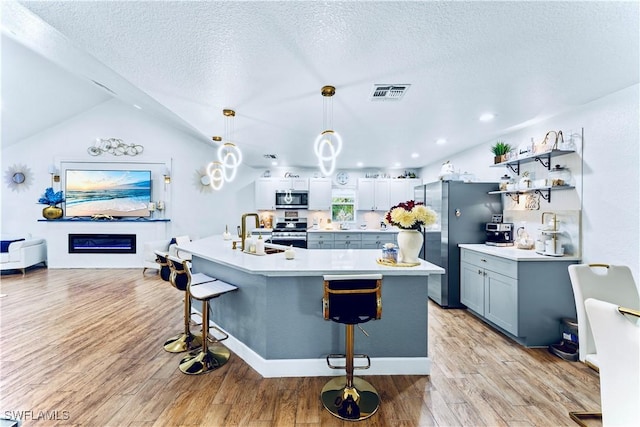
[193,312,431,378]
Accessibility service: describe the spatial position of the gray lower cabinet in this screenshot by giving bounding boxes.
[334,233,362,249]
[460,248,577,347]
[361,233,396,249]
[307,233,334,249]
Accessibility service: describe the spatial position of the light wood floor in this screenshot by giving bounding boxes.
[0,267,600,426]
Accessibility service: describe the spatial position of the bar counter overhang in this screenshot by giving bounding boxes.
[176,236,445,378]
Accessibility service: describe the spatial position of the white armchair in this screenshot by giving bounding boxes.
[0,237,47,276]
[142,239,171,275]
[142,235,192,275]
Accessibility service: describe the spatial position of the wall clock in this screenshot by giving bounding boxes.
[4,164,33,192]
[336,171,350,185]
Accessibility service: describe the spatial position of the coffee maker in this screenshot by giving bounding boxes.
[485,215,514,246]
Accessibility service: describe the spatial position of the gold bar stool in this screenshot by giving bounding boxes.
[320,274,383,421]
[162,254,216,353]
[178,259,238,375]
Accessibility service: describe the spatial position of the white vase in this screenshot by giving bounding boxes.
[396,229,423,264]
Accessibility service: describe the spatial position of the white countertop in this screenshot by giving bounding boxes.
[177,235,444,277]
[459,243,582,261]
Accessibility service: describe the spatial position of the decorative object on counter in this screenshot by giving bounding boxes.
[255,234,265,255]
[284,245,295,260]
[88,138,143,156]
[314,85,343,176]
[516,227,534,249]
[381,243,398,263]
[223,225,232,240]
[385,200,437,264]
[538,212,564,256]
[38,187,65,219]
[4,164,33,192]
[490,140,512,164]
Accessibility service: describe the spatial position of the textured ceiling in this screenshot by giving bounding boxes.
[2,1,638,170]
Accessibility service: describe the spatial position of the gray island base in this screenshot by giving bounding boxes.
[176,236,444,378]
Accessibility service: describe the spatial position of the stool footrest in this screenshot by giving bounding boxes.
[326,353,371,370]
[207,325,230,343]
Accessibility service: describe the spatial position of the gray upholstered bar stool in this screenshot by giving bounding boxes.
[321,273,383,421]
[162,254,216,353]
[178,260,238,375]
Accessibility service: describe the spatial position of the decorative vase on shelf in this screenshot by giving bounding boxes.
[396,229,423,264]
[42,205,63,220]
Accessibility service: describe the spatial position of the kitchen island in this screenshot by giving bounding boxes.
[176,236,444,378]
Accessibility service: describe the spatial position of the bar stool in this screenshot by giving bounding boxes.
[162,255,216,353]
[154,250,171,282]
[178,259,238,375]
[320,274,382,421]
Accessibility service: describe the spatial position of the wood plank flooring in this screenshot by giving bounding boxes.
[0,267,600,426]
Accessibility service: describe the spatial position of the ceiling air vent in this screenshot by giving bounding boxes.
[263,154,278,159]
[370,84,410,101]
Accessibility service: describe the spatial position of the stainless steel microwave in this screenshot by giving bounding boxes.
[275,190,309,209]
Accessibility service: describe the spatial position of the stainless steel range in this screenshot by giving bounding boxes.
[271,211,308,248]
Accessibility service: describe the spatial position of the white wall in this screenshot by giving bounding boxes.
[1,98,264,257]
[421,84,639,283]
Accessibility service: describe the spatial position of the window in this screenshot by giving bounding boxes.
[331,190,356,223]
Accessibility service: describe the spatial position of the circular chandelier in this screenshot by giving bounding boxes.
[315,85,342,176]
[206,109,243,190]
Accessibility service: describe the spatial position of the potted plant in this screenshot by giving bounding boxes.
[38,187,65,219]
[491,141,512,164]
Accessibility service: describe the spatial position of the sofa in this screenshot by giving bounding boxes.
[0,236,47,276]
[142,235,192,275]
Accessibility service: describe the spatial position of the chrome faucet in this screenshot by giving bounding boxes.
[241,213,260,251]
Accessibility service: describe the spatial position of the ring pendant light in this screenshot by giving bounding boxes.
[314,85,342,176]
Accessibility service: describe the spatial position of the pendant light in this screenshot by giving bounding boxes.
[314,85,342,176]
[219,109,242,182]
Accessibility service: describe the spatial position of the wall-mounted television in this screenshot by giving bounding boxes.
[65,170,152,218]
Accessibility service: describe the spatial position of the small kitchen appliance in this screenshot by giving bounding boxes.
[275,190,309,209]
[485,222,514,246]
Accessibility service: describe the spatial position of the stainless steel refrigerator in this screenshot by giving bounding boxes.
[414,181,502,308]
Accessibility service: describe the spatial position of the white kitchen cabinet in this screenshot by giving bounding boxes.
[361,233,396,249]
[272,177,309,191]
[388,179,422,204]
[333,233,362,249]
[460,247,578,347]
[255,178,278,210]
[307,232,334,249]
[357,179,390,211]
[308,178,332,210]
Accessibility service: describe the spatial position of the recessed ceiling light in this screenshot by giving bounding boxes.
[356,162,364,167]
[133,104,142,110]
[479,112,495,122]
[411,153,419,158]
[436,138,447,145]
[393,162,401,168]
[271,161,278,166]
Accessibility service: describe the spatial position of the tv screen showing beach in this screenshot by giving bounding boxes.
[65,170,152,217]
